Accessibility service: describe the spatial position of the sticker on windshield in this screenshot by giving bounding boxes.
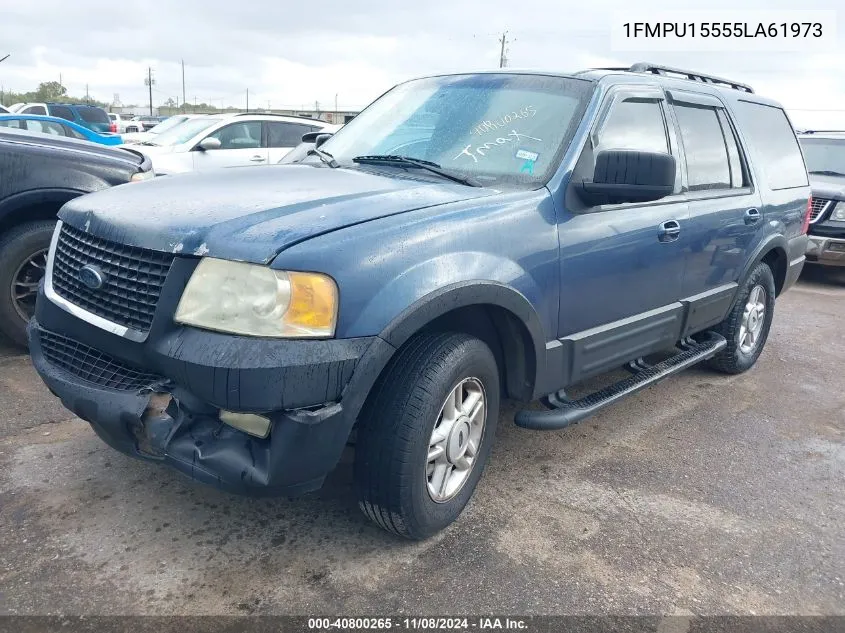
[520,160,535,175]
[515,149,539,162]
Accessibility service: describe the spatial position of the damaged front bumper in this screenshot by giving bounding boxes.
[28,298,393,496]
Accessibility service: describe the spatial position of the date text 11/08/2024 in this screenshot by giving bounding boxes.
[307,617,528,630]
[622,22,823,38]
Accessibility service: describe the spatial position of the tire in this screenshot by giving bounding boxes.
[0,221,56,347]
[708,262,776,374]
[354,332,500,539]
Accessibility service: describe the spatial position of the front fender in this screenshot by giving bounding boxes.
[347,252,547,341]
[0,188,86,225]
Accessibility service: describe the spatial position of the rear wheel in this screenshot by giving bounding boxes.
[708,262,776,374]
[0,221,56,347]
[354,332,500,539]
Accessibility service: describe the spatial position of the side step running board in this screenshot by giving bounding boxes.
[514,332,727,431]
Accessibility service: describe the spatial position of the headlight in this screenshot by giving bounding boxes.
[130,169,155,182]
[174,258,338,338]
[831,202,845,221]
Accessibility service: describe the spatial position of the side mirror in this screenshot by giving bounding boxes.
[197,137,222,151]
[577,150,675,206]
[301,131,333,147]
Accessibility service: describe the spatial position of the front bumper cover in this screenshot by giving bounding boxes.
[28,304,394,496]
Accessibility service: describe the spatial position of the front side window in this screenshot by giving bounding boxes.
[321,73,593,187]
[0,119,25,129]
[207,121,262,149]
[673,104,731,191]
[596,98,669,154]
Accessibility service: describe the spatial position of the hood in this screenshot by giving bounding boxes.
[809,173,845,200]
[59,164,497,263]
[121,131,154,144]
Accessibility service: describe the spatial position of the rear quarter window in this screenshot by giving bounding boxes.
[78,106,110,124]
[733,101,808,190]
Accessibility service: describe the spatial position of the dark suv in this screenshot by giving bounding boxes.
[0,129,153,345]
[797,132,845,269]
[29,64,810,539]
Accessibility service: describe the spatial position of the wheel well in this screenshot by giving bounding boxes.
[419,305,536,402]
[761,248,787,296]
[0,202,63,238]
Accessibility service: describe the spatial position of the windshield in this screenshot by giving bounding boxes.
[799,138,845,176]
[148,117,221,146]
[320,73,592,187]
[149,115,191,135]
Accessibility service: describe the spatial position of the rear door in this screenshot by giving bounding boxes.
[191,120,268,170]
[556,85,690,381]
[266,121,318,163]
[667,91,763,317]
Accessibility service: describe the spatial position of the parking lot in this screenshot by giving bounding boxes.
[0,268,843,616]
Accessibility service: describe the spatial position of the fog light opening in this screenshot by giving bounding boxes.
[218,410,271,438]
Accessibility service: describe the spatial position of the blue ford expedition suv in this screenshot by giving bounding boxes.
[29,64,811,538]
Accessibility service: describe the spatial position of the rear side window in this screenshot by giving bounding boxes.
[673,104,731,191]
[733,101,808,190]
[50,105,75,121]
[23,105,47,115]
[596,99,668,154]
[78,106,110,124]
[267,122,316,147]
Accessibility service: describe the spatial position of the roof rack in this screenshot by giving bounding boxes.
[625,63,754,93]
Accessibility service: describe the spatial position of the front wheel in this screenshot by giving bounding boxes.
[708,261,776,374]
[354,332,500,539]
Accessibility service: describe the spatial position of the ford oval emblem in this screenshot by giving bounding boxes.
[78,265,106,290]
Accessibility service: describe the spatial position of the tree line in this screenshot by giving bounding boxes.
[0,81,109,108]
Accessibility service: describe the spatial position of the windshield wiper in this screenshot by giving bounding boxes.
[809,170,845,177]
[306,147,339,168]
[352,154,480,187]
[138,141,159,146]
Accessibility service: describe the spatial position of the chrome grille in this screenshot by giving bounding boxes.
[38,329,163,391]
[809,198,831,224]
[51,223,175,334]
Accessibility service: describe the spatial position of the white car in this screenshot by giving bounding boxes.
[0,105,8,114]
[128,113,337,174]
[121,114,205,144]
[107,112,142,134]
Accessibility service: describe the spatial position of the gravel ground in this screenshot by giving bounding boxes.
[0,268,843,616]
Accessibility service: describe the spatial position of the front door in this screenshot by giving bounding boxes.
[556,86,690,381]
[192,120,268,170]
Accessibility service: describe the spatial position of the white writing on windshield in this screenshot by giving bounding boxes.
[453,129,542,164]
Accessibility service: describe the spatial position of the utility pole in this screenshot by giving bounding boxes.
[85,84,89,104]
[144,67,155,115]
[498,31,509,68]
[245,88,249,112]
[181,60,186,112]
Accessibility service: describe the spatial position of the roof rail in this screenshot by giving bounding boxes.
[233,112,321,122]
[798,129,845,135]
[627,63,754,93]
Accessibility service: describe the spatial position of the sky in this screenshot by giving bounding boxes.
[1,0,843,128]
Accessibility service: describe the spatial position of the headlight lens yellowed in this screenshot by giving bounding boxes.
[175,258,337,338]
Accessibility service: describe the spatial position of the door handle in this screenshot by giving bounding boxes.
[658,220,681,243]
[250,155,266,162]
[744,208,761,225]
